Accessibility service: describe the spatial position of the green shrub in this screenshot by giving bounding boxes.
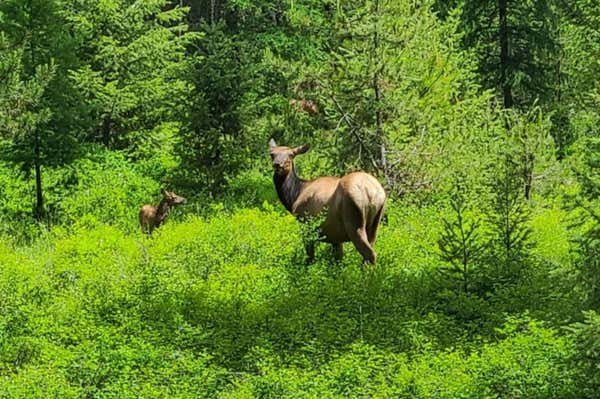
[223,318,576,398]
[0,202,584,398]
[60,149,160,231]
[566,310,600,397]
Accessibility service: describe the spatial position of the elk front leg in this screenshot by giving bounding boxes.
[304,240,315,264]
[299,217,320,264]
[332,243,343,261]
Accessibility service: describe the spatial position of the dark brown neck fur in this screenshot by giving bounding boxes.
[274,166,305,214]
[155,198,171,227]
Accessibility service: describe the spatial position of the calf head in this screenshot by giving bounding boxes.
[162,189,187,205]
[269,139,309,176]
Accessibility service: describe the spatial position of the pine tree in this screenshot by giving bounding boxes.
[569,135,600,309]
[0,0,75,219]
[485,149,533,283]
[66,0,196,155]
[434,0,560,109]
[177,24,250,190]
[551,0,600,158]
[502,105,554,200]
[318,0,486,195]
[438,177,485,294]
[0,47,53,219]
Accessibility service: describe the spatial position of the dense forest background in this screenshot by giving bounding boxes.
[0,0,599,397]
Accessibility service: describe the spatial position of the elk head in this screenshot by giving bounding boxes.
[269,139,309,176]
[161,189,187,205]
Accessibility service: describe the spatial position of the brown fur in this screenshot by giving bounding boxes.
[139,190,186,234]
[289,99,319,115]
[269,139,386,264]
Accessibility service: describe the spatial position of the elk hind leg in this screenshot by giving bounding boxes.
[367,205,385,245]
[343,202,376,264]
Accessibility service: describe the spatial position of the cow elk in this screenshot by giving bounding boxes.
[139,190,186,234]
[269,139,386,264]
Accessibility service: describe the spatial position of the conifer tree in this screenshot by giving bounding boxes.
[318,0,492,195]
[434,0,559,109]
[485,149,533,283]
[0,0,76,219]
[438,176,484,294]
[66,0,196,155]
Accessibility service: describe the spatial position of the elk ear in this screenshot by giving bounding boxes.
[161,189,168,196]
[269,138,278,148]
[293,144,310,155]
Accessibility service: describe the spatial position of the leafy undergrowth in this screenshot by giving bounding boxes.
[0,204,585,398]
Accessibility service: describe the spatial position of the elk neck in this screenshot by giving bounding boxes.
[155,198,171,226]
[274,165,305,213]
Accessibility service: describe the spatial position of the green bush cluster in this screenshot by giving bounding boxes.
[0,148,158,237]
[224,322,576,399]
[0,192,589,397]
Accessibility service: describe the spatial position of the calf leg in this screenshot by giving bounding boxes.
[140,221,151,235]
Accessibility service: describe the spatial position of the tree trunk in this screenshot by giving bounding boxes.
[372,0,390,186]
[210,0,216,25]
[102,113,112,148]
[555,25,566,160]
[28,0,44,220]
[523,152,534,200]
[33,133,44,220]
[499,0,512,108]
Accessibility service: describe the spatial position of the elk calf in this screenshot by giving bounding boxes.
[269,139,386,264]
[139,190,186,234]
